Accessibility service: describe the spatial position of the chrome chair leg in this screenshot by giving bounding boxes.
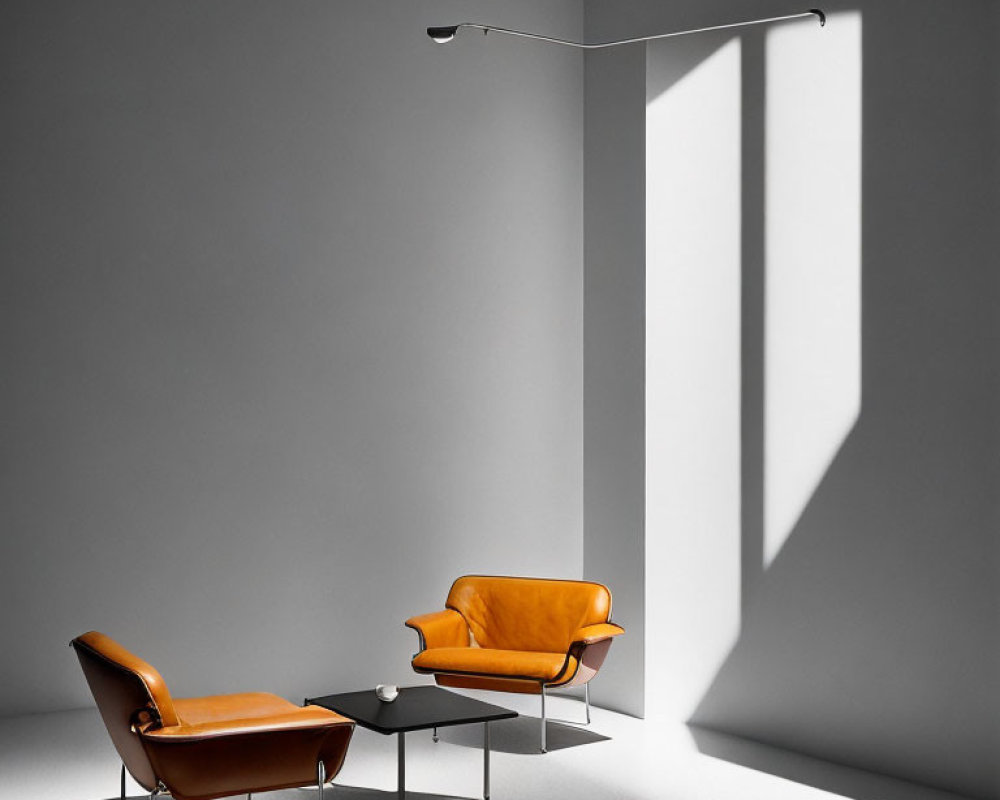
[120,764,126,800]
[433,725,438,743]
[585,682,591,725]
[318,759,326,800]
[483,721,491,800]
[540,685,547,753]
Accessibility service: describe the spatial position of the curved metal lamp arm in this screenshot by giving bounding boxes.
[429,9,825,48]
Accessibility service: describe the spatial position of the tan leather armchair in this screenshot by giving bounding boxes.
[71,631,354,800]
[405,575,624,751]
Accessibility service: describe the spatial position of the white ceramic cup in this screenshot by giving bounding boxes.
[375,684,399,703]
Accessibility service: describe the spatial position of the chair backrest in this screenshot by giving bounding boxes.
[446,575,612,653]
[71,631,178,790]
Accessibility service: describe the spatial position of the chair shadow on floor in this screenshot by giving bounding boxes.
[100,720,609,800]
[436,714,610,754]
[108,789,470,800]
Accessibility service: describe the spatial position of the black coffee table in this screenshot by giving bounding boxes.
[306,685,518,800]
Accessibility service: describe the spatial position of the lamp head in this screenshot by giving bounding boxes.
[427,25,459,44]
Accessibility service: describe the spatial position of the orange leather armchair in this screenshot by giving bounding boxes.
[405,575,624,751]
[71,631,354,800]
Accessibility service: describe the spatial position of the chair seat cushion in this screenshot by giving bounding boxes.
[175,692,349,729]
[412,647,576,682]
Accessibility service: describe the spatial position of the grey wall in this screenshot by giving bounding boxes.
[690,3,998,798]
[582,40,646,718]
[0,0,584,717]
[585,0,999,797]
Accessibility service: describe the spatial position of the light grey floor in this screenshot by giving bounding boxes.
[0,689,972,800]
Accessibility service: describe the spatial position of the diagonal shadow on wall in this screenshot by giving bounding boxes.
[685,3,998,799]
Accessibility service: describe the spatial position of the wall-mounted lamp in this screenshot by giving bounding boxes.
[428,9,824,48]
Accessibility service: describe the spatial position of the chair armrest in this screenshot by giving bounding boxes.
[571,622,625,646]
[405,609,469,651]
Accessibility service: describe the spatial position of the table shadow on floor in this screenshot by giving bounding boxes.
[434,715,610,754]
[265,788,468,800]
[326,787,469,800]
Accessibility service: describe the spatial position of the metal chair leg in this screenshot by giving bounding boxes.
[585,682,591,725]
[120,764,126,800]
[540,685,547,753]
[318,759,326,800]
[483,721,491,800]
[433,725,438,743]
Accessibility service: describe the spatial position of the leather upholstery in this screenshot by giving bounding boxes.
[406,575,623,693]
[435,673,547,695]
[404,609,469,650]
[173,692,298,726]
[413,647,577,682]
[71,631,354,800]
[571,622,626,645]
[446,575,612,653]
[72,631,178,789]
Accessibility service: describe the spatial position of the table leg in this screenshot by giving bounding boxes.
[483,721,490,800]
[398,731,405,800]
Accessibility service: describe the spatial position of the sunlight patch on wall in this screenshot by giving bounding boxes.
[645,36,741,721]
[764,12,862,568]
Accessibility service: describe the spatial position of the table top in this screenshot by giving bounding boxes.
[305,685,518,735]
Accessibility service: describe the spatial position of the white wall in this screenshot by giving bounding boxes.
[4,4,996,794]
[645,31,743,723]
[586,0,999,797]
[0,0,584,716]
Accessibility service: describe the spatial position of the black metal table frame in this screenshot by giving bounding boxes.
[305,687,517,800]
[395,720,491,799]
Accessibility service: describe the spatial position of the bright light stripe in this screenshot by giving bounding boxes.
[764,12,862,567]
[645,36,742,720]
